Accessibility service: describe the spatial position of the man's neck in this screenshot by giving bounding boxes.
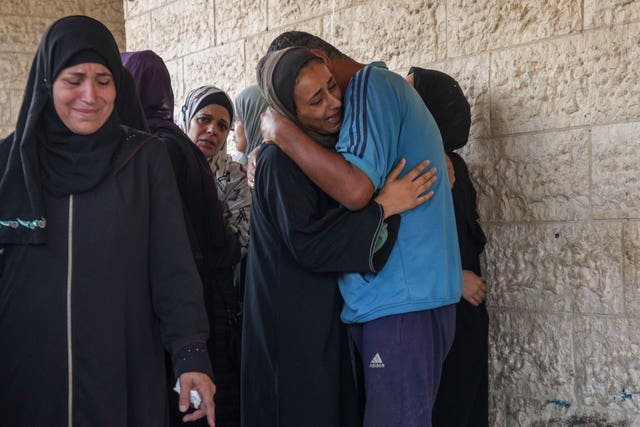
[333,59,366,94]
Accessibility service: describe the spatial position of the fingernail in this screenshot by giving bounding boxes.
[180,405,188,412]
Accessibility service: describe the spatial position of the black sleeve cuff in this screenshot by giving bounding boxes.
[172,341,214,380]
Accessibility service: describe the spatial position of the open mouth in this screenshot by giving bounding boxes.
[326,113,342,125]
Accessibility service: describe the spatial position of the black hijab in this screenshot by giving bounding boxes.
[410,67,486,270]
[0,15,126,245]
[409,67,471,152]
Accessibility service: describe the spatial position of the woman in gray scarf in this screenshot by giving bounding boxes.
[180,86,251,257]
[179,86,249,427]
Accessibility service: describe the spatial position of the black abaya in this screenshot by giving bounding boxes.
[432,152,489,427]
[241,145,397,427]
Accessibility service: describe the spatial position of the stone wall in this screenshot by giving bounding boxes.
[123,0,640,424]
[0,0,125,138]
[2,0,640,424]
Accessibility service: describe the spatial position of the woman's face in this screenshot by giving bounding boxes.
[233,121,247,154]
[293,60,342,135]
[52,62,116,135]
[188,104,231,159]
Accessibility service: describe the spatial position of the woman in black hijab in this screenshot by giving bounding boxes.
[407,67,489,427]
[0,16,216,427]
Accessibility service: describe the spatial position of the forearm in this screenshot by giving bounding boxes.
[276,126,373,209]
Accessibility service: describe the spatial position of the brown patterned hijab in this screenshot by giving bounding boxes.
[256,46,338,149]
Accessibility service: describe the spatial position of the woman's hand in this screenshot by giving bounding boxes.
[177,372,216,426]
[375,158,437,219]
[461,270,486,306]
[446,153,455,188]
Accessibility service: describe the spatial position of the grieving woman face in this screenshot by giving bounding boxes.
[293,60,343,136]
[188,104,231,159]
[52,62,116,135]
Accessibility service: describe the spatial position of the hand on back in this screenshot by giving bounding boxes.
[375,158,437,219]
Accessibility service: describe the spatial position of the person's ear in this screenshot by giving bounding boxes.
[309,49,333,71]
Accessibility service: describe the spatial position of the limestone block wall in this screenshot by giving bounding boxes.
[123,0,640,424]
[0,0,125,138]
[0,0,638,424]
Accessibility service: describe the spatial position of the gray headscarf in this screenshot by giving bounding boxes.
[234,85,269,155]
[178,85,234,135]
[256,46,337,149]
[179,85,236,177]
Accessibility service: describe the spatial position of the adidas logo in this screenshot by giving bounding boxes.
[369,353,385,368]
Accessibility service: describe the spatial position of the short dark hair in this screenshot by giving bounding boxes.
[267,31,349,61]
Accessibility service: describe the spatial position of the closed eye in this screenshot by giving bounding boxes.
[64,79,81,87]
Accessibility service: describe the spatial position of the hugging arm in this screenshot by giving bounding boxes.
[260,107,374,210]
[258,146,396,273]
[261,107,436,214]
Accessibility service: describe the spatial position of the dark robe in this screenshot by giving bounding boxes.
[241,145,399,427]
[122,50,243,427]
[1,17,213,426]
[158,128,242,427]
[432,152,489,427]
[0,127,212,426]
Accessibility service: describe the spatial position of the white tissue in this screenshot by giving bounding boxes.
[173,379,202,409]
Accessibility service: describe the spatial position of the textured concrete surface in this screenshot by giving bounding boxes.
[182,40,246,101]
[0,17,50,53]
[266,0,350,30]
[491,23,640,135]
[242,18,322,87]
[321,1,447,70]
[447,0,581,56]
[149,0,213,61]
[468,129,591,222]
[484,221,624,315]
[592,122,640,219]
[1,0,84,17]
[574,315,640,410]
[623,222,640,317]
[1,1,640,425]
[215,0,267,45]
[585,0,640,29]
[489,310,576,398]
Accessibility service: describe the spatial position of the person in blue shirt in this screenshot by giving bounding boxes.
[260,32,462,427]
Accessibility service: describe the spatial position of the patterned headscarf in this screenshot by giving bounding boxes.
[179,85,234,134]
[255,46,337,149]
